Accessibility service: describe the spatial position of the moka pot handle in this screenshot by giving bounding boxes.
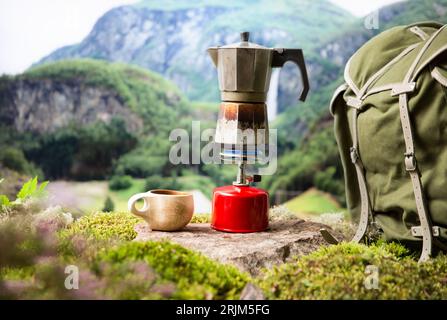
[272,48,310,102]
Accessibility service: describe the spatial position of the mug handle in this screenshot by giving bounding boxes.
[128,192,151,219]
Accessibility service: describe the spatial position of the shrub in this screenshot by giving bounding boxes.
[115,138,170,178]
[102,197,115,212]
[258,242,447,300]
[0,148,29,173]
[144,174,178,191]
[0,147,43,178]
[97,241,249,299]
[25,127,79,179]
[74,118,137,179]
[109,175,133,191]
[25,118,137,180]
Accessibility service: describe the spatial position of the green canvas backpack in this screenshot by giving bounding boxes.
[327,22,447,262]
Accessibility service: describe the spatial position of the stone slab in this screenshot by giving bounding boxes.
[134,218,341,275]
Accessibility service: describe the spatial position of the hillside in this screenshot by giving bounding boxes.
[276,0,447,143]
[283,188,341,216]
[0,59,190,180]
[37,0,354,107]
[315,0,447,84]
[265,0,447,201]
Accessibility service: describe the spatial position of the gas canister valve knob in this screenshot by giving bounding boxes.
[246,175,261,183]
[241,31,250,42]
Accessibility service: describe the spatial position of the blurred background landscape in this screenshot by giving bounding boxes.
[1,0,447,217]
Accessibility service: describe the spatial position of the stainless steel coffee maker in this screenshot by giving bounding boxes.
[207,31,309,232]
[208,31,309,176]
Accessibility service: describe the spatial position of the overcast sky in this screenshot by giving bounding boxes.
[0,0,402,75]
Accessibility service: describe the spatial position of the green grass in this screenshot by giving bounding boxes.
[109,179,146,211]
[45,176,213,214]
[44,179,157,213]
[176,175,215,199]
[283,188,341,216]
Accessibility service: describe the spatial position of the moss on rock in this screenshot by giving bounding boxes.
[60,211,139,242]
[57,211,140,259]
[97,240,249,299]
[258,242,447,299]
[5,208,447,300]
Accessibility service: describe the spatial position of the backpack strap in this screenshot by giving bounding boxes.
[322,84,373,245]
[390,24,447,262]
[394,90,435,262]
[409,26,429,40]
[348,107,372,243]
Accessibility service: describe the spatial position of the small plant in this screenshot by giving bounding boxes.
[109,175,133,191]
[102,196,115,212]
[190,214,210,223]
[0,177,48,209]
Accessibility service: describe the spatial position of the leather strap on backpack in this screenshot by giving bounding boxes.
[348,108,372,243]
[390,24,447,262]
[393,90,434,262]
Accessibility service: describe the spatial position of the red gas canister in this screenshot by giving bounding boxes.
[211,185,269,233]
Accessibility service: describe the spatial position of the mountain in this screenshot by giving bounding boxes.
[0,59,190,179]
[1,59,188,134]
[316,0,447,83]
[275,0,447,148]
[38,0,355,108]
[263,0,447,202]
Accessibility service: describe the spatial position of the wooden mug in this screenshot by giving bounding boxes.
[128,189,194,231]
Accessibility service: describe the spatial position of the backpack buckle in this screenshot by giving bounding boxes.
[350,147,359,163]
[411,226,440,237]
[346,97,362,109]
[404,152,417,171]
